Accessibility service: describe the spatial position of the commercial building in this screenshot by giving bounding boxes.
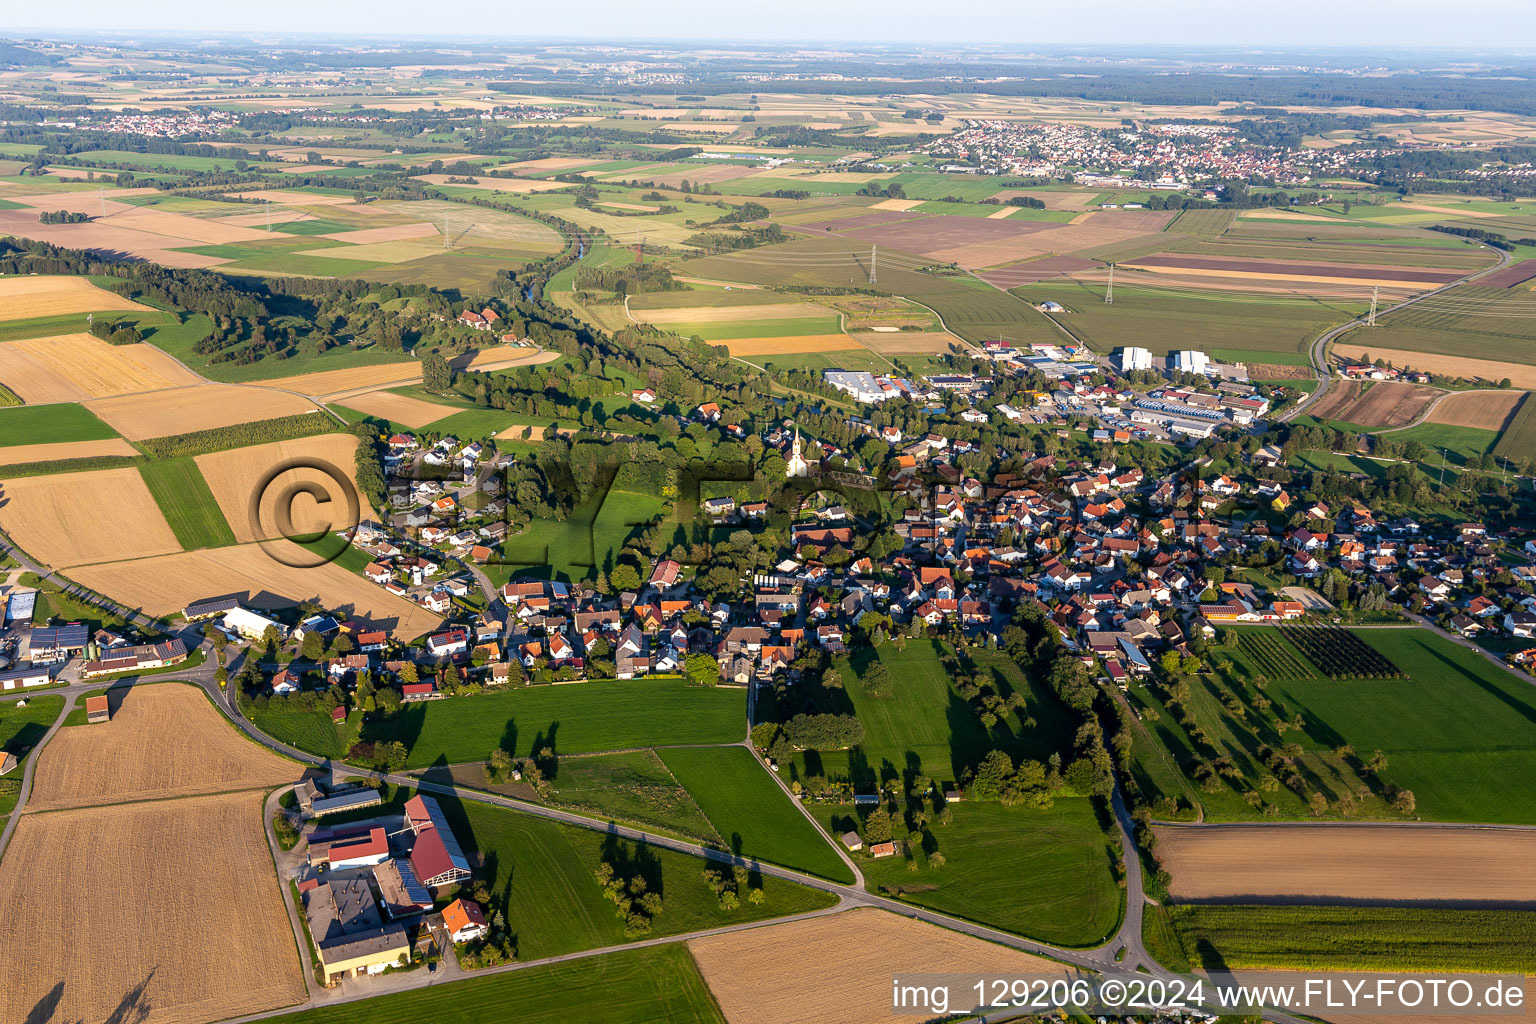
[221,607,284,641]
[1118,346,1153,372]
[1173,350,1211,376]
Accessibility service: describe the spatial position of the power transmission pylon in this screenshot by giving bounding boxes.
[1367,285,1379,327]
[1105,263,1114,304]
[869,244,877,285]
[635,230,644,267]
[99,187,106,218]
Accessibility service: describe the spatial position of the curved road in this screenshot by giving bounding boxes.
[1283,241,1511,423]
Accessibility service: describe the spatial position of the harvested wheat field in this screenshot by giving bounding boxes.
[28,683,293,810]
[194,432,363,544]
[0,436,136,464]
[636,302,831,325]
[249,347,553,402]
[1155,824,1536,905]
[317,221,438,244]
[0,467,181,567]
[70,544,444,638]
[869,198,925,211]
[857,330,962,354]
[0,274,148,321]
[341,390,458,428]
[728,334,860,356]
[690,908,1060,1024]
[103,207,272,245]
[409,173,575,193]
[1334,345,1536,390]
[85,383,322,439]
[1307,380,1440,429]
[0,792,306,1024]
[1425,389,1527,430]
[0,333,199,403]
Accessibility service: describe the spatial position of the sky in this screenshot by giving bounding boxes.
[14,1,1536,50]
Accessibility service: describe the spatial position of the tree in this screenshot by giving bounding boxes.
[489,748,515,781]
[260,624,284,655]
[1391,789,1417,815]
[610,562,642,593]
[863,806,893,843]
[686,652,719,686]
[301,630,326,662]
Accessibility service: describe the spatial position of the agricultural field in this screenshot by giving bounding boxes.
[350,677,746,768]
[263,944,726,1024]
[1493,392,1536,461]
[0,436,136,465]
[193,432,365,544]
[689,908,1062,1024]
[1126,627,1536,823]
[86,382,323,439]
[1163,905,1536,974]
[1010,278,1365,362]
[0,331,200,403]
[1333,343,1536,390]
[1352,284,1536,367]
[1156,823,1536,904]
[68,542,446,639]
[0,402,121,446]
[0,682,304,1024]
[658,745,852,881]
[0,466,182,567]
[137,456,239,550]
[1303,380,1441,431]
[542,749,721,843]
[332,388,460,428]
[28,683,293,810]
[0,274,148,320]
[1423,388,1526,430]
[0,695,63,815]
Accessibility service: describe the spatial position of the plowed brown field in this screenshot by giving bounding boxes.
[1308,380,1440,428]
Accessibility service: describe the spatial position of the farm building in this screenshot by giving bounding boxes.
[79,639,188,678]
[27,622,88,664]
[372,859,433,920]
[85,695,110,724]
[405,794,472,887]
[0,667,51,691]
[303,875,410,985]
[840,831,863,851]
[221,607,284,641]
[442,898,488,943]
[183,595,241,620]
[311,788,383,819]
[0,752,16,776]
[4,590,36,623]
[328,827,390,870]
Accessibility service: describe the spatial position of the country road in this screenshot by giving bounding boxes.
[1282,240,1511,423]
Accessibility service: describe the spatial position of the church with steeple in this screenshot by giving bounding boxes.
[786,425,811,478]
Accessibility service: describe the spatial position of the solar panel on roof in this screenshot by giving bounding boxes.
[422,797,471,872]
[394,859,433,905]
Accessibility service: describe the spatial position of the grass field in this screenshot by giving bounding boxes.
[658,745,853,882]
[137,456,238,550]
[0,695,63,815]
[1128,627,1536,823]
[355,678,746,768]
[448,794,837,960]
[842,798,1122,947]
[1165,905,1536,973]
[249,706,358,760]
[1010,279,1367,360]
[262,944,726,1024]
[0,402,120,446]
[544,749,720,842]
[496,488,668,584]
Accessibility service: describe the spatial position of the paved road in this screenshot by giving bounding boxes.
[1283,241,1511,423]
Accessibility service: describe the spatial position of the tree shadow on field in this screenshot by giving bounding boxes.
[24,981,70,1024]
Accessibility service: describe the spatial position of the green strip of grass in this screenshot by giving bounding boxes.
[0,403,120,446]
[264,944,726,1024]
[137,456,238,550]
[659,745,854,883]
[1166,905,1536,973]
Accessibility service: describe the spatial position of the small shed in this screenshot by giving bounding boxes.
[0,752,16,776]
[840,831,863,852]
[869,841,898,859]
[85,695,110,724]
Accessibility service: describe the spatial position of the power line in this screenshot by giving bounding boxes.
[1105,263,1114,305]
